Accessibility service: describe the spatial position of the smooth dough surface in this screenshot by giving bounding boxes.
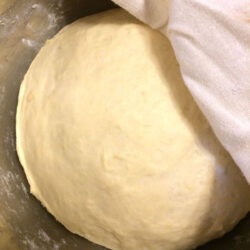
[16,9,250,250]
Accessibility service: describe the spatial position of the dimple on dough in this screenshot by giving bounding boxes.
[16,9,250,250]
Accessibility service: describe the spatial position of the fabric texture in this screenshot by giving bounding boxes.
[112,0,250,183]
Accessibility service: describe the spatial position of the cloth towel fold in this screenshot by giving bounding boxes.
[112,0,250,183]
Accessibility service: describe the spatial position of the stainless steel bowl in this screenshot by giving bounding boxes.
[0,1,249,249]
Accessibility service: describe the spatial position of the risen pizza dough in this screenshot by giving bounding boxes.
[16,9,250,250]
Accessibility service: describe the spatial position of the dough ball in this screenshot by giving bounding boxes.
[16,9,250,250]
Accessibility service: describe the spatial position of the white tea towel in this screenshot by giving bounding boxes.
[112,0,250,183]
